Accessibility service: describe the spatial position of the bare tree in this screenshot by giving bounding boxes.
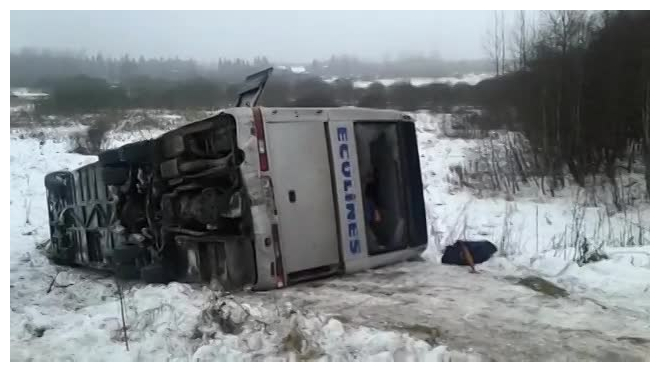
[541,10,589,55]
[510,10,530,70]
[642,73,650,194]
[484,11,502,76]
[499,11,507,73]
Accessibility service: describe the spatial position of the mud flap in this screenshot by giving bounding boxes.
[173,235,255,291]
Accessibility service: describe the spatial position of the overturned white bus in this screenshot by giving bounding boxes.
[44,68,427,291]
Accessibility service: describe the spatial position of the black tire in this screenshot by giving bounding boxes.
[45,171,71,189]
[51,254,77,267]
[115,264,140,280]
[161,134,184,159]
[122,140,154,163]
[112,244,142,264]
[99,140,153,164]
[102,166,130,186]
[98,147,121,164]
[140,264,169,284]
[48,240,78,266]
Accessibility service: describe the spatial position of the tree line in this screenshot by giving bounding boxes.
[30,72,483,113]
[10,49,273,87]
[11,48,492,88]
[306,55,491,79]
[478,10,649,198]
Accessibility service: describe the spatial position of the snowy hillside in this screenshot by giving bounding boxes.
[9,112,649,361]
[414,112,650,315]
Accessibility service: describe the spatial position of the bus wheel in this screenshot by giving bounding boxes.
[112,244,142,264]
[114,264,140,280]
[140,264,169,284]
[102,166,130,186]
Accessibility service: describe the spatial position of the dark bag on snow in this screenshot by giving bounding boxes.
[441,240,498,265]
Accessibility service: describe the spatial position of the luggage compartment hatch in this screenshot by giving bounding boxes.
[266,122,340,280]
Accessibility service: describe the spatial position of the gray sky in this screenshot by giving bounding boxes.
[11,10,516,63]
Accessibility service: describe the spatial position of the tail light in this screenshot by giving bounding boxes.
[251,107,269,171]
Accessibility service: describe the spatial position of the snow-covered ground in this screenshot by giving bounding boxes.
[344,73,493,89]
[275,65,307,74]
[11,88,50,99]
[9,112,649,361]
[10,104,35,113]
[414,112,650,315]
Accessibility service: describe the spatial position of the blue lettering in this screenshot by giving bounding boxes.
[337,127,348,142]
[341,161,351,177]
[350,239,361,254]
[346,203,356,220]
[337,125,361,256]
[339,143,349,159]
[343,178,352,193]
[348,222,358,237]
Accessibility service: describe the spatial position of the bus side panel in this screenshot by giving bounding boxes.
[327,121,370,273]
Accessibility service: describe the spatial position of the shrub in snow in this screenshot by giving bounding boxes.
[70,114,116,155]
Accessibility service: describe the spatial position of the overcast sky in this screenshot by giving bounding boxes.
[11,10,523,63]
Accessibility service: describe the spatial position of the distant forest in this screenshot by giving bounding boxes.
[10,10,648,198]
[10,51,491,88]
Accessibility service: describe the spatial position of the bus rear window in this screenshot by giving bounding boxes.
[354,121,426,255]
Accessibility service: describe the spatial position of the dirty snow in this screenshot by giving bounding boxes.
[9,111,650,361]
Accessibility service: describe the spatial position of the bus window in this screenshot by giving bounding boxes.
[398,121,427,248]
[354,122,408,255]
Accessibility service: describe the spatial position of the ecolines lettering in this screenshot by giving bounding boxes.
[337,126,361,255]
